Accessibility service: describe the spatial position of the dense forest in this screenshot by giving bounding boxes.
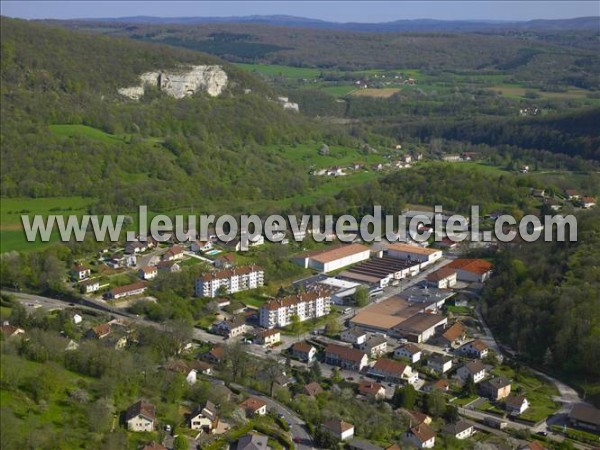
[0,18,336,211]
[481,207,600,390]
[57,21,600,89]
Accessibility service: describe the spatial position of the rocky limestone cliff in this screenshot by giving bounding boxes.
[118,65,228,100]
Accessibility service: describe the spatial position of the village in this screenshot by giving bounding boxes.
[4,201,599,450]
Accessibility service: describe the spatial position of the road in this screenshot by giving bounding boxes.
[215,381,315,450]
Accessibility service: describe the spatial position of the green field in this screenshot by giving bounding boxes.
[0,196,97,252]
[236,63,322,79]
[49,124,124,143]
[489,84,594,100]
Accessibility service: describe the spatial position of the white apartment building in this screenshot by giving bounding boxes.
[259,290,331,329]
[195,265,264,297]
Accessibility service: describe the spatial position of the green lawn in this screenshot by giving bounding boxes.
[49,124,124,143]
[1,196,96,252]
[491,366,560,422]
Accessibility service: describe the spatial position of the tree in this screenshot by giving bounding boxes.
[173,435,188,450]
[425,389,446,417]
[309,362,322,382]
[290,314,301,339]
[354,286,369,307]
[324,315,341,336]
[393,384,417,409]
[463,377,476,396]
[263,357,283,397]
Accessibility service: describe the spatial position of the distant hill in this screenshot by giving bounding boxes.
[0,17,321,212]
[54,14,600,32]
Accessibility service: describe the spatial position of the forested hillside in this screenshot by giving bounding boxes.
[482,207,600,386]
[60,21,600,89]
[0,18,328,211]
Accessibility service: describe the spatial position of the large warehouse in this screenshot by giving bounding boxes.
[350,295,425,333]
[294,243,371,273]
[386,243,443,267]
[392,313,448,343]
[338,256,421,288]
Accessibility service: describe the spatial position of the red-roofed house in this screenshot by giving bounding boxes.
[239,397,267,417]
[162,245,185,261]
[369,359,419,385]
[447,259,493,283]
[426,267,457,289]
[358,381,386,399]
[406,423,435,448]
[325,344,368,371]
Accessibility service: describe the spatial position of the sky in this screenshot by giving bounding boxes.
[1,1,599,22]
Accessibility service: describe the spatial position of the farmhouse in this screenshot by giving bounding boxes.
[325,344,369,371]
[447,259,493,283]
[196,265,264,297]
[259,290,331,329]
[294,243,371,273]
[386,243,442,267]
[426,267,457,289]
[105,281,147,300]
[125,400,156,432]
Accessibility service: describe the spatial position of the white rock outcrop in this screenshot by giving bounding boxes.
[118,65,228,100]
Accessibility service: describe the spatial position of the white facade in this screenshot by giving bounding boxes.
[259,291,331,329]
[386,243,442,267]
[394,345,422,363]
[314,250,371,273]
[127,415,154,432]
[196,266,264,297]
